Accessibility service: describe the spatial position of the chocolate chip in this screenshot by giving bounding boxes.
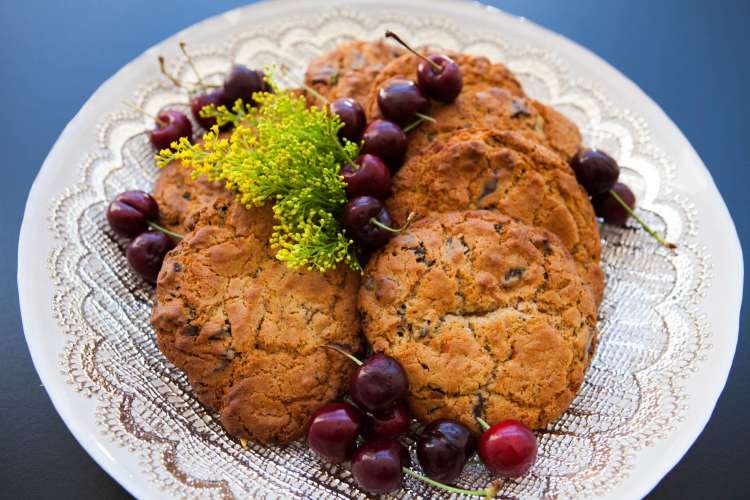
[510,98,531,118]
[182,324,199,336]
[182,191,192,200]
[493,223,504,234]
[502,267,524,286]
[479,178,498,200]
[173,262,182,272]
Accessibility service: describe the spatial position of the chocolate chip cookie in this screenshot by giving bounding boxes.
[386,129,604,304]
[365,52,581,160]
[305,39,404,106]
[358,210,598,433]
[151,199,361,445]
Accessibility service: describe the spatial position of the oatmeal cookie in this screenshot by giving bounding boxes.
[305,39,404,106]
[151,199,361,445]
[386,129,603,304]
[358,210,598,433]
[152,162,233,234]
[365,53,581,160]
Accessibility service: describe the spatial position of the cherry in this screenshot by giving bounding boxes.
[341,196,396,250]
[593,182,636,226]
[329,98,366,143]
[570,149,620,196]
[477,418,538,478]
[350,353,409,413]
[148,110,192,151]
[417,419,476,484]
[377,78,430,126]
[362,402,410,440]
[341,154,391,200]
[305,402,363,463]
[360,120,408,172]
[107,191,159,238]
[351,439,409,494]
[126,231,175,283]
[191,89,226,129]
[222,65,268,107]
[384,31,462,103]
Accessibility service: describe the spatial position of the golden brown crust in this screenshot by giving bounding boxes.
[365,53,581,160]
[304,40,404,106]
[358,211,598,433]
[151,200,361,445]
[387,129,604,304]
[152,162,234,234]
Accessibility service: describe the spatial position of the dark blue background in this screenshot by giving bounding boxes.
[1,1,747,498]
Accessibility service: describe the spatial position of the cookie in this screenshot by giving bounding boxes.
[386,129,604,304]
[365,53,581,160]
[305,39,404,106]
[151,199,361,445]
[358,210,598,433]
[152,161,233,234]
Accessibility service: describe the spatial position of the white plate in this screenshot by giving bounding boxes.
[18,0,743,498]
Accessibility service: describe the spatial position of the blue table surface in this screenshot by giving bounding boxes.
[1,1,747,498]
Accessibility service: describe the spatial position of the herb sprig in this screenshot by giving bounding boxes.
[156,81,361,272]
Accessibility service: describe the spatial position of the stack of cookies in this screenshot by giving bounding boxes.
[151,40,601,445]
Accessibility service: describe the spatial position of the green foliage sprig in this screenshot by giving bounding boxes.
[156,82,361,272]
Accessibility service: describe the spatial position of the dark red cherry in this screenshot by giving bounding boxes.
[330,98,366,143]
[351,439,409,494]
[341,196,394,250]
[417,54,463,103]
[377,78,430,126]
[341,154,391,200]
[191,89,225,129]
[570,149,620,196]
[126,231,175,283]
[222,65,268,107]
[350,353,409,413]
[106,190,159,238]
[305,402,363,463]
[362,402,410,440]
[592,182,636,226]
[149,110,192,150]
[478,419,537,478]
[417,419,476,483]
[360,120,408,172]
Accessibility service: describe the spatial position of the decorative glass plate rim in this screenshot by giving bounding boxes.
[17,1,743,499]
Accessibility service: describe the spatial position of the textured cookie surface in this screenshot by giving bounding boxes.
[365,52,581,160]
[387,129,603,304]
[152,162,233,234]
[304,39,404,106]
[151,200,361,445]
[358,211,598,433]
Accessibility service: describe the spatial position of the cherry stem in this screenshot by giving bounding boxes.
[124,102,167,127]
[148,221,184,240]
[608,189,677,250]
[404,114,433,133]
[369,212,417,234]
[322,344,363,366]
[385,30,441,72]
[158,56,187,89]
[477,416,491,431]
[280,64,330,104]
[179,42,208,91]
[402,467,495,498]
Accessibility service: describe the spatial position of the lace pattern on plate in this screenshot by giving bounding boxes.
[49,6,711,498]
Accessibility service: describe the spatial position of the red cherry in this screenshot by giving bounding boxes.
[330,98,366,143]
[478,419,538,477]
[362,402,410,440]
[149,110,192,150]
[351,439,409,494]
[340,154,392,200]
[305,402,363,463]
[360,120,407,172]
[592,182,636,226]
[349,353,409,413]
[191,89,225,129]
[417,54,463,103]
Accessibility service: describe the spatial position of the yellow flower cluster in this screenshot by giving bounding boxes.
[156,87,361,272]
